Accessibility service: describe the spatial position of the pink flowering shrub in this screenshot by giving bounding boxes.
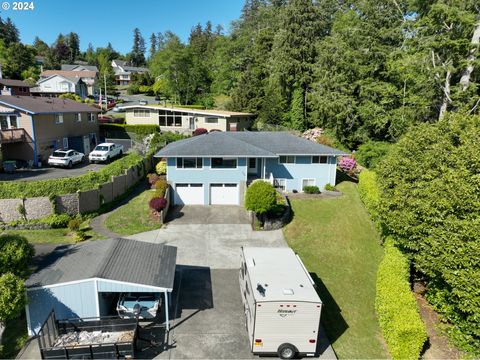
[339,157,357,172]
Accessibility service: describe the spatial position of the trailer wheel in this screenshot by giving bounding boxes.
[278,343,297,359]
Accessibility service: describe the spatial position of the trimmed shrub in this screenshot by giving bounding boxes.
[67,218,81,232]
[147,173,160,186]
[193,128,208,136]
[0,234,34,276]
[156,160,167,175]
[245,181,277,215]
[358,170,380,223]
[149,197,167,212]
[154,179,168,198]
[40,213,71,228]
[303,185,320,194]
[376,238,427,360]
[355,141,392,169]
[74,230,87,242]
[324,183,336,191]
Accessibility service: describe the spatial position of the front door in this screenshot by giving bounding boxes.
[189,117,195,130]
[83,135,91,155]
[247,158,257,175]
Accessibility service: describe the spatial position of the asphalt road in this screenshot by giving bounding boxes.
[0,162,107,181]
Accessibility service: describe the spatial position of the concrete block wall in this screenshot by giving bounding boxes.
[99,182,113,205]
[55,194,79,215]
[112,175,127,199]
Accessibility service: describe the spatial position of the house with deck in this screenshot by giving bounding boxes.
[154,131,348,206]
[0,95,100,165]
[111,59,148,86]
[124,105,253,133]
[0,79,32,96]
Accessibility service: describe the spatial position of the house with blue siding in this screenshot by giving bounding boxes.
[155,132,348,206]
[25,238,177,335]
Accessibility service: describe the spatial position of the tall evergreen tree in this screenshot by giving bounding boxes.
[66,32,80,62]
[149,33,157,59]
[130,28,146,66]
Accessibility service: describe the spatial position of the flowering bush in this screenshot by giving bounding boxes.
[339,157,357,173]
[156,160,167,175]
[147,173,160,186]
[302,128,324,142]
[193,128,208,136]
[149,197,167,212]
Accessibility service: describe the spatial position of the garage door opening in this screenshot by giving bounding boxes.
[210,183,239,205]
[174,183,204,205]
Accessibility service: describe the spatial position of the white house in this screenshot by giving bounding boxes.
[31,74,88,99]
[111,59,148,86]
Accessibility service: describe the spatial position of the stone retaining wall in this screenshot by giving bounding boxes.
[0,156,151,222]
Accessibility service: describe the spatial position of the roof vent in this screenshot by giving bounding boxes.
[283,288,294,295]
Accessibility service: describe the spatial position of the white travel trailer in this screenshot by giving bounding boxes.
[239,247,322,359]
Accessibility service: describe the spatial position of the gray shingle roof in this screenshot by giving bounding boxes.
[155,131,348,158]
[0,79,32,87]
[26,239,177,290]
[61,64,99,72]
[156,131,277,157]
[0,95,101,114]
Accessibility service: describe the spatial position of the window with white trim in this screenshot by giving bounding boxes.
[76,113,82,122]
[158,110,182,127]
[134,109,150,117]
[274,178,286,191]
[279,155,295,164]
[176,157,203,169]
[312,156,328,164]
[55,113,64,124]
[302,178,315,190]
[205,117,219,124]
[88,113,95,122]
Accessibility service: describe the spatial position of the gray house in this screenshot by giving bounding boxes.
[25,238,177,335]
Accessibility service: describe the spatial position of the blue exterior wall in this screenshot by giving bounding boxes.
[265,155,337,191]
[167,155,337,195]
[97,279,161,293]
[27,281,97,335]
[167,157,248,203]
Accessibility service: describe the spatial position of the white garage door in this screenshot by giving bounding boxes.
[210,183,239,205]
[174,183,204,205]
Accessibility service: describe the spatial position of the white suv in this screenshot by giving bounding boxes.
[88,143,124,163]
[48,150,85,168]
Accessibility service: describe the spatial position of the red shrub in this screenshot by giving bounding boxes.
[149,197,167,212]
[193,128,208,136]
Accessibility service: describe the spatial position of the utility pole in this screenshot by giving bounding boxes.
[104,72,108,112]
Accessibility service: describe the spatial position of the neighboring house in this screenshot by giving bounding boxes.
[0,79,32,96]
[39,70,98,96]
[111,59,148,85]
[61,64,99,72]
[0,95,100,165]
[155,131,348,206]
[123,105,254,133]
[24,238,177,335]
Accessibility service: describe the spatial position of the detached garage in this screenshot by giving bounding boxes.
[25,238,177,335]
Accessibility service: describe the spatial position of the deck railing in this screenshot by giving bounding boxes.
[0,128,27,143]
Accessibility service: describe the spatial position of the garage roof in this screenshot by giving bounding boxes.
[155,131,348,158]
[26,238,177,291]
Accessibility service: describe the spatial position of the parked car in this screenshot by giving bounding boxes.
[88,142,123,163]
[98,115,113,123]
[139,99,148,105]
[48,150,85,168]
[116,292,161,319]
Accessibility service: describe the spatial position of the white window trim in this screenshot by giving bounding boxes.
[55,113,64,124]
[76,113,82,122]
[248,158,257,169]
[301,178,316,191]
[133,109,150,118]
[88,113,95,122]
[274,178,287,191]
[210,157,238,170]
[278,155,296,164]
[176,157,203,170]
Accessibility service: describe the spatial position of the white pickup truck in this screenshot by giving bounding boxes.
[88,143,123,163]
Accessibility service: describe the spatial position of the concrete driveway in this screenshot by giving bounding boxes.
[127,206,336,360]
[0,162,107,181]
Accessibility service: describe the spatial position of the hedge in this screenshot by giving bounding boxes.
[376,238,427,360]
[100,124,160,135]
[358,169,380,223]
[0,152,144,199]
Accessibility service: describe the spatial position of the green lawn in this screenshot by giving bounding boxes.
[105,190,162,235]
[284,181,388,359]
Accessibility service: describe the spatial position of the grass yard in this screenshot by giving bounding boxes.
[105,189,162,235]
[284,181,388,359]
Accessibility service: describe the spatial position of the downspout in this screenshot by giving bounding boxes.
[30,115,38,167]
